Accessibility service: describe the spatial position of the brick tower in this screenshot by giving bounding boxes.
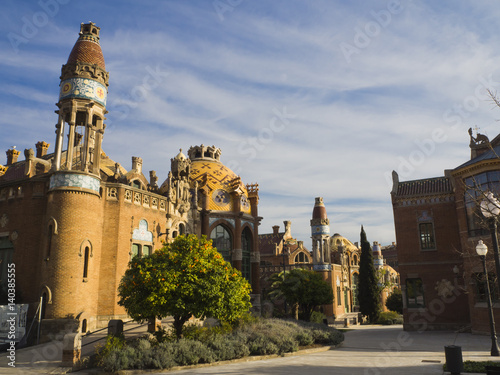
[311,197,331,270]
[42,22,109,328]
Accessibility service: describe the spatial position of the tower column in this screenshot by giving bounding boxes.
[53,114,65,170]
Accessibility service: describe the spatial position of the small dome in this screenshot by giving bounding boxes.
[67,22,105,69]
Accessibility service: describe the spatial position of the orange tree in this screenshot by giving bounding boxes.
[118,234,251,338]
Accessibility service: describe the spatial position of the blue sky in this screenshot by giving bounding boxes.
[2,0,500,246]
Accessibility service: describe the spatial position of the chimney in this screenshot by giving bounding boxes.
[272,225,280,235]
[36,141,50,158]
[6,148,20,165]
[283,220,292,240]
[132,156,143,174]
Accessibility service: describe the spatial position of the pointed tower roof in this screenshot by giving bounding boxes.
[67,22,105,69]
[312,197,328,220]
[311,197,330,236]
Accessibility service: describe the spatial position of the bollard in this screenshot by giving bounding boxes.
[61,332,81,367]
[108,319,124,337]
[444,345,463,375]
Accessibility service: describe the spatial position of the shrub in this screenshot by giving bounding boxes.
[206,336,250,361]
[95,335,126,367]
[376,311,403,325]
[385,289,403,314]
[310,311,327,324]
[294,329,314,346]
[248,335,280,355]
[173,339,215,366]
[101,346,138,372]
[97,318,345,370]
[150,342,176,369]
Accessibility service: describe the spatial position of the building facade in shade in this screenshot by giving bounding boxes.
[391,128,500,333]
[259,197,398,320]
[0,22,261,336]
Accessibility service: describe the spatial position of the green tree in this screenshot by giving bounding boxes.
[277,268,334,321]
[118,234,252,338]
[358,226,382,323]
[385,288,403,314]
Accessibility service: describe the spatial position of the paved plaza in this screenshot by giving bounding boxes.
[1,324,499,374]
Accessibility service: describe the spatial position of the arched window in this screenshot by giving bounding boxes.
[241,227,252,282]
[179,223,185,236]
[83,246,90,278]
[210,225,232,264]
[294,252,307,263]
[46,224,53,260]
[131,219,153,259]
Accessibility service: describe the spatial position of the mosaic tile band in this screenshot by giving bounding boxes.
[312,225,330,235]
[59,77,107,106]
[50,172,100,192]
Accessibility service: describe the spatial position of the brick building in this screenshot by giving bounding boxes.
[260,197,398,320]
[0,22,261,336]
[391,128,500,333]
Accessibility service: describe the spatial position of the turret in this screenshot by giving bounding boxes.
[310,197,331,269]
[52,22,108,175]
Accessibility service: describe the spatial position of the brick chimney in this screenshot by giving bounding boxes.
[36,141,50,158]
[6,148,20,165]
[272,225,279,235]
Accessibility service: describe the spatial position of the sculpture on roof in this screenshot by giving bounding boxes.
[468,127,489,146]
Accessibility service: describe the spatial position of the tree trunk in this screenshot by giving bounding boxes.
[173,314,191,339]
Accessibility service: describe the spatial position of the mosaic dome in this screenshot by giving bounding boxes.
[188,145,251,214]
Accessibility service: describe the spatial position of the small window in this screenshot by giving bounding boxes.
[131,244,140,259]
[131,180,141,189]
[406,278,425,308]
[143,245,152,257]
[473,272,499,302]
[419,223,435,250]
[337,286,341,306]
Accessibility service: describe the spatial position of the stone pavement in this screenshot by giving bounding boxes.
[1,324,499,374]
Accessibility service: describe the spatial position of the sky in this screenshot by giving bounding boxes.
[2,1,500,246]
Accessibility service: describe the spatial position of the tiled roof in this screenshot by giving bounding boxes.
[67,35,105,69]
[258,233,284,255]
[395,177,452,197]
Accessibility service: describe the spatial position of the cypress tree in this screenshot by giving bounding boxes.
[358,226,382,323]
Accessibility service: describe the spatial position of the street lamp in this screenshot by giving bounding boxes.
[480,192,500,294]
[476,240,500,356]
[282,243,290,315]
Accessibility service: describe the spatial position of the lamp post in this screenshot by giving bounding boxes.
[282,243,289,315]
[480,192,500,295]
[476,240,500,356]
